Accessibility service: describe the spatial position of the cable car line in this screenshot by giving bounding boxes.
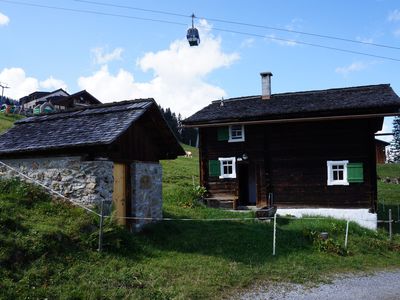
[0,0,187,26]
[212,27,400,62]
[1,0,399,62]
[73,0,400,51]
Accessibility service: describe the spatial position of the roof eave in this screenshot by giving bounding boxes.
[183,111,400,128]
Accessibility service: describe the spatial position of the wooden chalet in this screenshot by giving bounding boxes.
[183,73,400,216]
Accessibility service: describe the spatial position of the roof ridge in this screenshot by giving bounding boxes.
[211,84,391,104]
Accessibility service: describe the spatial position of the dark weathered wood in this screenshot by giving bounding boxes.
[199,118,381,210]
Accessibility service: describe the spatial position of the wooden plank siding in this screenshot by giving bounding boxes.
[199,118,382,210]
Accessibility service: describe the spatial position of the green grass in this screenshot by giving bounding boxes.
[377,163,400,179]
[0,113,24,133]
[377,163,400,234]
[0,147,400,299]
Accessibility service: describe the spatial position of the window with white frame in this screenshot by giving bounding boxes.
[218,157,236,179]
[229,125,245,142]
[327,160,349,186]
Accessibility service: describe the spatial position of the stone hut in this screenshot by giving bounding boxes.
[0,99,184,231]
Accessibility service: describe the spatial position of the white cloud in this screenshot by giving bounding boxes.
[335,62,369,76]
[91,47,124,64]
[265,34,298,47]
[264,19,303,47]
[0,12,10,26]
[79,21,239,117]
[240,38,255,48]
[40,76,67,90]
[0,68,67,99]
[0,68,38,99]
[356,36,374,44]
[388,9,400,22]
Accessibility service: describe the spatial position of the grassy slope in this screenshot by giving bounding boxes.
[377,163,400,233]
[0,146,399,299]
[0,114,23,133]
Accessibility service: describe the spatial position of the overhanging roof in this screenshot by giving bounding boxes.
[0,99,184,159]
[183,84,400,127]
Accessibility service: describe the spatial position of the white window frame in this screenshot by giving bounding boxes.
[327,160,349,186]
[228,125,245,142]
[218,157,236,179]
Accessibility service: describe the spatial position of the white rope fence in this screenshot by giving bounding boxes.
[0,160,398,253]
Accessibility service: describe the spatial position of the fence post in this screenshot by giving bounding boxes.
[389,209,392,241]
[98,199,105,252]
[344,220,349,249]
[273,213,277,256]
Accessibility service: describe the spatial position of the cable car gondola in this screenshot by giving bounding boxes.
[187,14,200,46]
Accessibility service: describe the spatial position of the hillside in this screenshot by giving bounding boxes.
[0,114,23,133]
[0,146,400,299]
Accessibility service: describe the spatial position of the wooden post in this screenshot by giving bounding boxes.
[273,213,277,256]
[344,220,349,249]
[98,200,105,252]
[113,163,128,226]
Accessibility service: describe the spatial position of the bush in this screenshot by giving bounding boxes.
[303,229,349,256]
[167,185,207,208]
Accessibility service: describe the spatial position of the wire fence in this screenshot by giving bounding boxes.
[1,160,399,253]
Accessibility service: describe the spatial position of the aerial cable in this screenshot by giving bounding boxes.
[73,0,400,51]
[0,0,187,26]
[0,0,399,62]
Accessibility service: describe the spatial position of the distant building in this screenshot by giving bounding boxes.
[375,139,390,164]
[19,89,101,111]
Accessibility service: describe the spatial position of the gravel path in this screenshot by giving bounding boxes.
[235,270,400,300]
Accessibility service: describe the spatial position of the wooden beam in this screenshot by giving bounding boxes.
[113,163,127,226]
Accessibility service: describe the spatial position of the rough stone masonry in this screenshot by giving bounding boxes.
[0,156,163,231]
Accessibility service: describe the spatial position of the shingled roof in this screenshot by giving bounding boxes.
[0,99,184,159]
[183,84,400,126]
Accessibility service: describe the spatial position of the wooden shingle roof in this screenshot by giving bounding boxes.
[0,99,184,159]
[183,84,400,126]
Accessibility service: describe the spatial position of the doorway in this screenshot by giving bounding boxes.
[238,164,249,205]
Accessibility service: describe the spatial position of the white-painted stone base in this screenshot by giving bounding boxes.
[277,208,377,230]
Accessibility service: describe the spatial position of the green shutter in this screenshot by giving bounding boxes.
[348,163,364,183]
[208,160,221,177]
[217,127,229,141]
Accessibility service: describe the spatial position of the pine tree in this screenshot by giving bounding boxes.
[389,116,400,162]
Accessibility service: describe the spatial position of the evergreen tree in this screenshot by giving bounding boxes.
[158,105,198,147]
[389,116,400,162]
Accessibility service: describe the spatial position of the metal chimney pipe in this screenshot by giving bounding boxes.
[260,72,273,100]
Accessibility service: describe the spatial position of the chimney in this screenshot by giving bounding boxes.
[260,72,273,100]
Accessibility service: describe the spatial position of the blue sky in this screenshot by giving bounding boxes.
[0,0,399,139]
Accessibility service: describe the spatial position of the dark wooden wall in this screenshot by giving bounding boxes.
[200,118,382,210]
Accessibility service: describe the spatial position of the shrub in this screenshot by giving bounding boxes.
[303,229,349,256]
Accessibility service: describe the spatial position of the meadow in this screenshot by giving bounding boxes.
[0,142,399,299]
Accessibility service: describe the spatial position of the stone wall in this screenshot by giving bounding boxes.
[0,157,164,232]
[130,162,162,231]
[0,156,114,207]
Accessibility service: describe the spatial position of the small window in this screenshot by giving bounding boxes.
[218,157,236,179]
[229,125,245,142]
[327,160,349,186]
